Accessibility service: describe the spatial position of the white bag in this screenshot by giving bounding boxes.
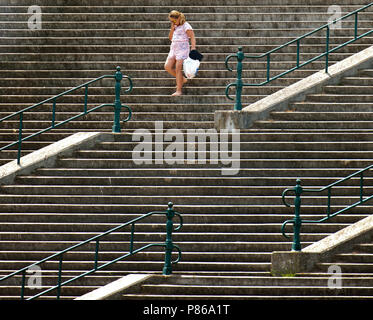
[183,57,200,79]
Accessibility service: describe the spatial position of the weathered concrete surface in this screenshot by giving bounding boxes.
[215,45,373,130]
[75,274,154,300]
[271,214,373,276]
[0,132,114,185]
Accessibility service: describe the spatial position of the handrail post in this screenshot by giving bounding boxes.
[163,202,176,275]
[112,66,123,133]
[234,47,244,111]
[292,179,303,251]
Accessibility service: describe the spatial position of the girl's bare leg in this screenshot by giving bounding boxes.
[172,59,185,96]
[165,57,187,96]
[164,57,176,77]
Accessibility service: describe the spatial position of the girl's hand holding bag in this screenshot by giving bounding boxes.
[183,49,204,79]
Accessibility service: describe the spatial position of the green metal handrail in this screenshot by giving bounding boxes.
[0,66,133,165]
[225,2,373,110]
[0,202,182,300]
[281,165,373,251]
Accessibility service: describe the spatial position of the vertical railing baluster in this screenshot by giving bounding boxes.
[84,85,88,114]
[51,98,56,127]
[296,39,300,68]
[17,112,24,165]
[20,270,26,300]
[56,254,63,300]
[130,223,135,254]
[360,172,364,202]
[325,26,330,73]
[94,240,100,270]
[266,53,271,82]
[327,188,331,218]
[354,12,358,39]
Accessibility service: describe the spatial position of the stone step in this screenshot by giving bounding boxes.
[0,103,231,113]
[291,102,373,112]
[317,262,373,273]
[71,150,373,159]
[307,94,373,103]
[130,283,373,296]
[0,212,364,224]
[0,86,231,96]
[0,78,296,88]
[254,120,373,130]
[0,5,365,14]
[0,213,302,224]
[3,27,369,40]
[0,203,369,215]
[1,25,371,41]
[0,250,272,263]
[30,167,373,178]
[0,285,100,299]
[0,231,327,242]
[54,158,373,169]
[9,129,373,144]
[0,195,361,211]
[0,61,338,72]
[14,175,373,187]
[1,0,368,6]
[0,240,294,253]
[0,112,215,122]
[0,51,355,62]
[1,185,372,198]
[2,33,372,44]
[156,274,373,286]
[0,120,215,130]
[0,221,347,234]
[96,131,373,142]
[340,77,373,86]
[0,95,230,105]
[85,141,373,152]
[0,258,272,273]
[6,11,367,21]
[332,253,373,263]
[0,273,122,288]
[0,42,370,53]
[355,244,373,253]
[269,111,373,121]
[323,85,373,94]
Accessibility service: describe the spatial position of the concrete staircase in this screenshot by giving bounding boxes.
[116,65,373,300]
[1,1,373,164]
[1,1,373,300]
[121,274,373,300]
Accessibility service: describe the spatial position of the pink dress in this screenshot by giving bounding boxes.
[167,22,193,61]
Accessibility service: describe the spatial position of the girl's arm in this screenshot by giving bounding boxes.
[186,29,196,50]
[168,23,176,41]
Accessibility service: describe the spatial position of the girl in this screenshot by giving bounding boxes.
[164,10,196,96]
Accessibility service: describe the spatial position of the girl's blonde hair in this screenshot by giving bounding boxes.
[168,10,186,25]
